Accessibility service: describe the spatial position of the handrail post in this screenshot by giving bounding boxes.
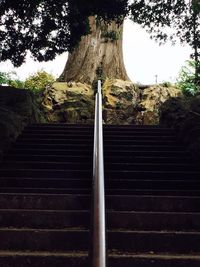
[90,80,106,267]
[97,80,101,94]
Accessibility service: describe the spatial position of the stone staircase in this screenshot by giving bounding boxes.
[0,123,200,266]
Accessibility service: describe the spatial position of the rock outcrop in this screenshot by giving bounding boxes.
[102,79,139,124]
[41,79,140,125]
[160,95,200,159]
[0,86,46,158]
[42,82,95,123]
[0,80,183,156]
[42,79,182,126]
[136,85,182,125]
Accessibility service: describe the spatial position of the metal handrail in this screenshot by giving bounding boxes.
[90,80,106,267]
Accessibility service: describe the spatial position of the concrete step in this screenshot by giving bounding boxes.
[0,193,91,210]
[27,123,93,127]
[0,228,200,253]
[1,161,92,170]
[108,211,200,231]
[4,154,193,164]
[23,129,148,136]
[0,210,200,231]
[19,133,176,140]
[4,154,92,163]
[108,230,200,253]
[0,122,199,267]
[16,138,179,146]
[7,148,189,158]
[106,163,199,171]
[13,143,185,151]
[0,210,90,229]
[13,143,94,150]
[0,169,92,179]
[1,193,200,212]
[1,168,200,179]
[6,148,92,156]
[1,187,200,196]
[105,170,200,179]
[0,178,91,189]
[107,195,200,212]
[1,178,200,191]
[27,123,169,129]
[0,187,91,194]
[106,179,200,190]
[27,124,173,132]
[0,251,200,267]
[23,129,175,137]
[2,161,198,172]
[0,228,88,251]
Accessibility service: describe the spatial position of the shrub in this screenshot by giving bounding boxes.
[24,70,55,93]
[0,72,9,84]
[0,71,24,88]
[177,60,200,96]
[9,79,25,88]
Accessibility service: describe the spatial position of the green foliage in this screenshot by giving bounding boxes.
[101,30,119,42]
[24,71,55,92]
[9,79,25,88]
[0,70,55,92]
[161,81,173,88]
[0,0,129,67]
[0,71,24,88]
[0,0,199,68]
[92,65,106,93]
[177,60,200,96]
[96,66,104,78]
[130,1,200,63]
[0,72,9,84]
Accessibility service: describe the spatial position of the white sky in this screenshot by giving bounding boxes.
[0,19,192,85]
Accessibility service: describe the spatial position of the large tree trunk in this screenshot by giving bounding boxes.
[59,16,129,84]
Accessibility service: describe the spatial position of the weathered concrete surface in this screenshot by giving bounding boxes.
[0,86,46,157]
[160,95,200,159]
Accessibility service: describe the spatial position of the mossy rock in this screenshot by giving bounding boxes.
[0,86,47,155]
[160,95,200,159]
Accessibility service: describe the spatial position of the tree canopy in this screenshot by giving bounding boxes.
[0,0,199,67]
[131,1,200,64]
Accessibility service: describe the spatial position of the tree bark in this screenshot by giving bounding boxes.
[59,16,129,84]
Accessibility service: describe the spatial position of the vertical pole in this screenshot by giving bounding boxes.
[91,80,106,267]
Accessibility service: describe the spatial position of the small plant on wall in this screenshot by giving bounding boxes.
[101,30,120,42]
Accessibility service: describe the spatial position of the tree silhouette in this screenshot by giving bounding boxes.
[0,0,199,83]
